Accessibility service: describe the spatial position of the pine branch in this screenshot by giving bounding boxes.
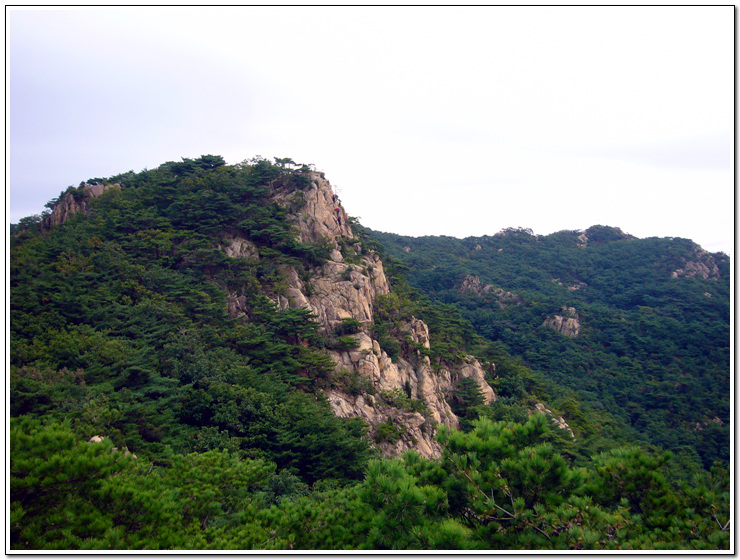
[713,514,730,531]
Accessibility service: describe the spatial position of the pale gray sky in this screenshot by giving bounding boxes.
[7,6,734,254]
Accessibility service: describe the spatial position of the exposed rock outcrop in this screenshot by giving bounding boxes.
[271,171,354,244]
[88,435,137,458]
[221,235,259,260]
[543,306,581,338]
[44,183,120,229]
[226,291,250,321]
[267,172,390,331]
[553,278,588,292]
[459,275,521,309]
[671,246,720,280]
[325,337,495,458]
[533,403,576,441]
[459,275,487,296]
[693,416,726,432]
[224,171,497,458]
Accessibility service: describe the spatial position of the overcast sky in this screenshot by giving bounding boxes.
[7,6,734,255]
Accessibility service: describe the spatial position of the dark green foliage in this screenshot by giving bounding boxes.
[335,317,363,335]
[331,367,375,396]
[10,155,730,550]
[372,420,406,444]
[450,376,486,420]
[366,227,730,469]
[379,387,428,415]
[331,335,361,351]
[10,155,366,470]
[10,413,729,550]
[165,154,226,175]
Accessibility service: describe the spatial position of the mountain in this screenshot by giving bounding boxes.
[9,156,731,550]
[365,226,730,470]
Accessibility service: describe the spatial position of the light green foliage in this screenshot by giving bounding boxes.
[160,451,274,529]
[436,415,582,535]
[358,459,471,549]
[428,415,729,550]
[589,447,674,516]
[10,417,135,549]
[10,409,730,550]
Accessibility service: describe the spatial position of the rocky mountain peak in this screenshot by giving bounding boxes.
[270,171,354,245]
[226,171,497,459]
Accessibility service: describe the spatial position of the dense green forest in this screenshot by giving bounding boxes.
[366,227,730,472]
[9,156,731,550]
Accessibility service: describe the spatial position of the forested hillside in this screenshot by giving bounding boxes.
[366,226,730,470]
[9,157,731,550]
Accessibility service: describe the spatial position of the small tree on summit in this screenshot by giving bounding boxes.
[168,155,226,176]
[196,154,226,168]
[274,157,297,169]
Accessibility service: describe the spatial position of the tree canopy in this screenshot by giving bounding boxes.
[10,157,730,551]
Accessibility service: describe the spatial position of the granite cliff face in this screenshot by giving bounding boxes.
[324,326,495,458]
[43,183,120,230]
[225,171,496,458]
[253,171,390,331]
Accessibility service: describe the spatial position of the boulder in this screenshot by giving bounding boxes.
[543,306,581,338]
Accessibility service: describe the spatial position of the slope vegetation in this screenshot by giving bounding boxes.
[9,157,730,550]
[366,226,730,470]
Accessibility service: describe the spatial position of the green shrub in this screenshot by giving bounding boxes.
[331,335,360,352]
[335,317,362,336]
[373,420,405,444]
[332,368,374,396]
[380,388,428,415]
